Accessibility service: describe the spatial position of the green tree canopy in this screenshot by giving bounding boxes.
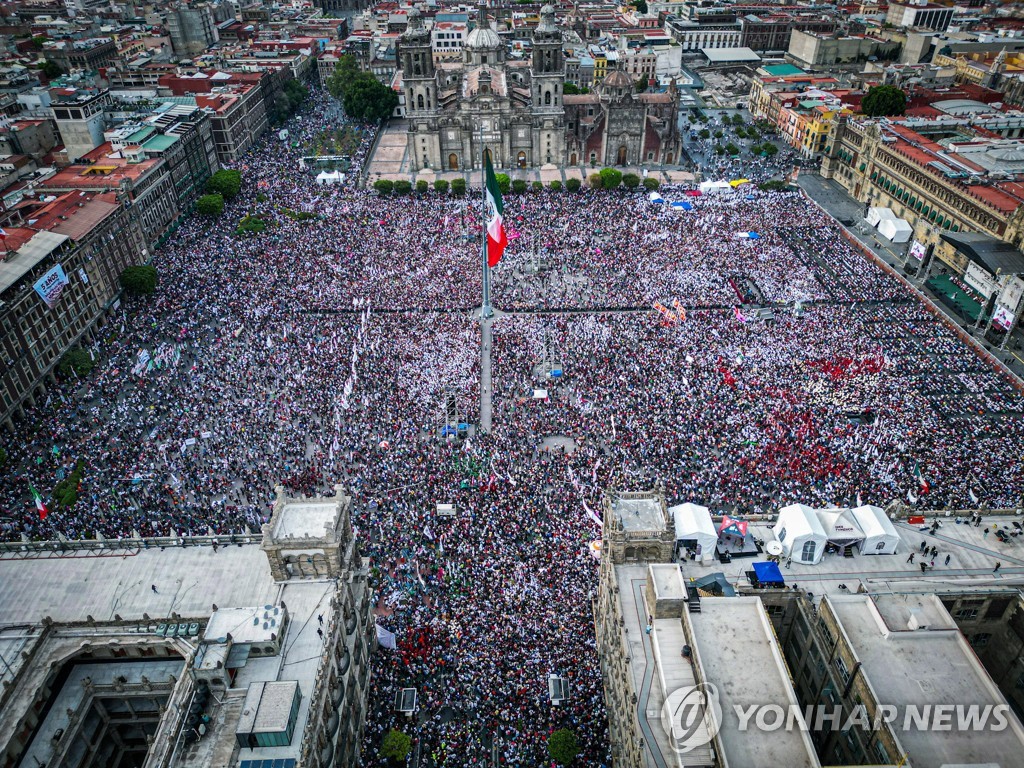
[325,54,361,101]
[451,177,467,195]
[58,348,94,378]
[373,179,394,194]
[379,730,412,765]
[434,179,449,193]
[119,265,157,295]
[195,193,224,216]
[495,173,511,195]
[861,85,906,117]
[416,179,429,194]
[642,177,660,191]
[343,73,399,122]
[394,179,412,195]
[511,178,528,194]
[235,216,266,236]
[600,167,623,189]
[206,169,242,200]
[548,729,579,766]
[759,179,787,191]
[588,172,603,189]
[635,77,648,93]
[565,177,582,192]
[549,179,563,191]
[622,173,641,189]
[634,0,648,11]
[562,83,589,95]
[39,60,62,79]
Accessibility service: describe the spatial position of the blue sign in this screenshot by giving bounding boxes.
[33,264,70,308]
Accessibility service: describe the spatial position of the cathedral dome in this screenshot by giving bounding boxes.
[466,23,501,50]
[602,69,632,90]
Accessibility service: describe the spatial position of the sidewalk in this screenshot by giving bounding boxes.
[798,173,1024,380]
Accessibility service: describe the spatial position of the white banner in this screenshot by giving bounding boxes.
[375,624,397,649]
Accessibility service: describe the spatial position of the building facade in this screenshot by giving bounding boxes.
[401,5,680,171]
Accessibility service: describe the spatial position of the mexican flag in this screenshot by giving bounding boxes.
[30,484,47,520]
[913,461,929,493]
[484,155,507,268]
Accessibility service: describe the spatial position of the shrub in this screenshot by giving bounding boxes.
[565,177,582,192]
[119,265,157,295]
[713,129,724,139]
[588,172,603,189]
[495,173,511,195]
[599,167,623,190]
[761,142,778,157]
[196,193,224,216]
[759,179,787,191]
[511,179,528,194]
[622,173,641,189]
[235,215,266,236]
[58,348,94,378]
[548,729,579,766]
[725,142,740,156]
[451,177,467,196]
[713,145,726,155]
[394,180,413,195]
[532,181,544,192]
[642,177,660,191]
[549,180,563,191]
[434,179,449,193]
[698,128,711,140]
[206,169,242,200]
[416,179,429,194]
[373,179,394,195]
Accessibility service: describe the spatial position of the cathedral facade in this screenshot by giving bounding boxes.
[400,5,681,172]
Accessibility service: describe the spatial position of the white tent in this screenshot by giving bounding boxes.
[315,170,345,185]
[670,503,718,564]
[816,508,865,546]
[699,180,733,195]
[866,206,896,228]
[851,505,900,555]
[878,217,912,243]
[772,504,828,565]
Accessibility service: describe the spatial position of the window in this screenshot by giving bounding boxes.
[835,656,850,684]
[777,528,787,543]
[801,540,817,562]
[874,541,886,550]
[874,741,890,764]
[765,604,784,618]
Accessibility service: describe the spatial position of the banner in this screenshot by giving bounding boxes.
[908,240,927,261]
[33,264,70,308]
[991,304,1015,331]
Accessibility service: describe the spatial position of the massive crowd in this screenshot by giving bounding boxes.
[0,85,1022,765]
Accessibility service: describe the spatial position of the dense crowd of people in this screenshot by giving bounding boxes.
[0,84,1022,765]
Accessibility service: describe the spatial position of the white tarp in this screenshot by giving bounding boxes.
[851,505,900,555]
[315,170,345,185]
[772,504,827,565]
[815,508,865,545]
[878,217,912,243]
[669,502,717,564]
[866,206,896,228]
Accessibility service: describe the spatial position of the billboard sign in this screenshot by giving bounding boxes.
[992,305,1015,331]
[908,239,927,261]
[33,264,70,308]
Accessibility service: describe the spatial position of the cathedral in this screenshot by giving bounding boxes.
[400,5,681,172]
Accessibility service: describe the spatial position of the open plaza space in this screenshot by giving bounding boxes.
[1,87,1023,767]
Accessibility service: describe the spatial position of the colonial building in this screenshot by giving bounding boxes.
[400,5,680,171]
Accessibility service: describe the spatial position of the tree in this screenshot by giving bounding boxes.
[634,0,648,11]
[195,193,224,216]
[373,179,394,195]
[39,60,62,79]
[58,348,94,378]
[548,729,579,766]
[343,73,399,122]
[451,177,467,195]
[52,459,85,509]
[394,180,412,195]
[735,126,746,139]
[588,172,603,189]
[622,173,641,189]
[713,129,724,139]
[725,142,740,156]
[119,265,157,295]
[643,177,660,191]
[549,180,563,191]
[532,181,544,192]
[434,179,449,193]
[416,179,429,194]
[861,85,906,117]
[714,144,726,155]
[29,35,47,50]
[562,83,589,95]
[635,77,648,93]
[731,113,745,125]
[565,177,582,192]
[206,169,242,200]
[379,730,412,765]
[512,179,528,194]
[760,142,778,157]
[759,179,787,191]
[325,54,361,101]
[599,167,623,189]
[698,128,711,140]
[495,173,511,195]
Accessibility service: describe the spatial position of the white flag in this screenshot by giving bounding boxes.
[375,624,397,649]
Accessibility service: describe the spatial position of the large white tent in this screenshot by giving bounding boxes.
[851,505,900,555]
[773,504,827,565]
[816,508,865,547]
[670,503,718,564]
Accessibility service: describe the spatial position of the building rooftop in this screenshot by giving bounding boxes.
[272,501,338,539]
[613,495,666,532]
[828,593,1024,767]
[0,229,67,296]
[690,597,821,768]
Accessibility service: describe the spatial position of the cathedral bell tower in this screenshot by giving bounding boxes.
[402,9,436,116]
[531,4,563,111]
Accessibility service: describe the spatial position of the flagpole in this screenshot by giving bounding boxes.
[480,122,492,319]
